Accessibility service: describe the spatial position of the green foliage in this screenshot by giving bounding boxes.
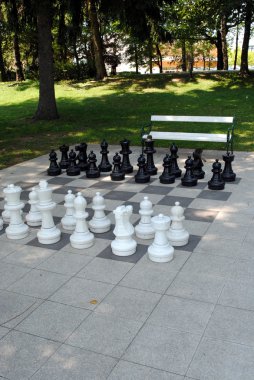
[0,72,254,169]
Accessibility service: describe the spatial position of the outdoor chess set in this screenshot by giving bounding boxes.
[0,139,239,265]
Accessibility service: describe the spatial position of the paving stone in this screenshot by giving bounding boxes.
[0,262,30,290]
[30,344,117,380]
[3,245,55,268]
[0,330,59,380]
[187,337,254,380]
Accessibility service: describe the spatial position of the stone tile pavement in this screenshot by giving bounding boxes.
[0,146,254,379]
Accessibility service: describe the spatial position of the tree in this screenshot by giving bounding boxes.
[86,0,107,80]
[33,0,58,120]
[240,0,254,76]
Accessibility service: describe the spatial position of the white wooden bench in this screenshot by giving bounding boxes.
[142,115,235,153]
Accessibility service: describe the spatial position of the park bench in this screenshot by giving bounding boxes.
[141,115,235,153]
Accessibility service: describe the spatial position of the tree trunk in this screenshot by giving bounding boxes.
[87,0,107,80]
[34,0,59,120]
[234,22,239,70]
[148,38,153,74]
[10,0,24,81]
[240,0,253,76]
[181,40,187,71]
[134,44,139,74]
[58,0,68,62]
[156,43,162,73]
[220,15,228,70]
[0,34,7,81]
[215,30,223,70]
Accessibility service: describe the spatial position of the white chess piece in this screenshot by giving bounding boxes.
[61,190,76,230]
[135,196,155,239]
[3,184,29,240]
[88,192,111,233]
[36,180,61,244]
[0,214,4,231]
[2,198,10,223]
[147,214,174,263]
[167,201,189,246]
[111,205,137,256]
[25,187,42,227]
[70,192,94,249]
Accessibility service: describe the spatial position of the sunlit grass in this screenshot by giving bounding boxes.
[0,72,254,169]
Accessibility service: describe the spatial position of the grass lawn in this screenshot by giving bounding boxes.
[0,72,253,169]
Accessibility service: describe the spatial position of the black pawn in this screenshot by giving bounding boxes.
[208,159,225,190]
[66,149,80,176]
[47,150,62,176]
[120,138,133,173]
[159,154,175,184]
[144,137,157,175]
[181,156,198,187]
[135,154,150,183]
[170,143,182,177]
[98,139,112,172]
[86,151,100,178]
[59,144,69,169]
[111,152,125,181]
[192,149,205,179]
[75,142,88,171]
[222,152,236,182]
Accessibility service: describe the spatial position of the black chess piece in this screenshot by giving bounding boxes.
[98,139,112,172]
[75,142,88,171]
[144,137,157,175]
[47,150,62,176]
[159,154,175,184]
[222,152,236,182]
[59,144,69,169]
[120,138,133,174]
[181,156,198,187]
[110,152,125,181]
[135,154,150,183]
[86,151,100,178]
[208,159,225,190]
[192,149,205,179]
[169,143,182,178]
[66,149,80,176]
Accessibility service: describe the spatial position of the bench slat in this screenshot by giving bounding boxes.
[151,115,234,123]
[143,132,228,143]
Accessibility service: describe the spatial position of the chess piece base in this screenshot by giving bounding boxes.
[147,244,174,263]
[110,172,125,181]
[37,227,61,244]
[111,239,137,256]
[181,178,197,187]
[6,224,29,240]
[208,181,225,190]
[70,232,94,249]
[135,174,150,183]
[135,224,155,240]
[86,171,100,178]
[47,167,61,176]
[26,214,42,227]
[167,230,189,246]
[89,218,111,233]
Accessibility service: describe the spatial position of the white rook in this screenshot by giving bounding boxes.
[111,205,137,256]
[148,214,174,263]
[3,184,29,240]
[36,180,61,244]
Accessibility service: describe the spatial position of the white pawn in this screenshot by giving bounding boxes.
[148,214,174,263]
[25,187,42,227]
[36,180,61,244]
[3,184,29,240]
[88,192,111,233]
[135,196,155,239]
[167,201,189,246]
[61,190,76,231]
[70,192,94,249]
[111,205,137,256]
[2,198,10,223]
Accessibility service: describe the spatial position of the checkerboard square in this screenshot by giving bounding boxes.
[198,189,231,201]
[27,232,70,250]
[97,243,148,263]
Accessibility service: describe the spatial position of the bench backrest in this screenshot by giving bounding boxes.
[151,115,234,124]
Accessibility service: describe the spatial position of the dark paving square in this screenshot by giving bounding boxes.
[229,177,241,184]
[197,190,231,201]
[177,181,208,190]
[93,227,115,241]
[142,185,173,195]
[124,177,157,185]
[27,232,70,250]
[128,202,140,214]
[47,177,75,185]
[184,208,218,222]
[88,181,119,190]
[174,234,201,252]
[158,195,194,208]
[53,186,86,195]
[20,190,30,201]
[97,243,147,263]
[105,191,136,201]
